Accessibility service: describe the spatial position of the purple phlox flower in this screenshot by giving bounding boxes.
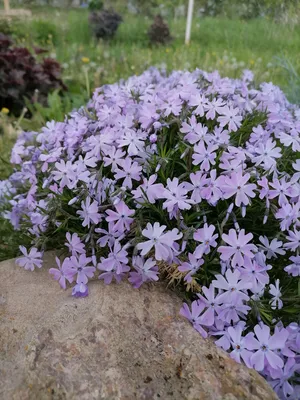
[286,322,300,355]
[16,246,43,271]
[106,200,134,233]
[187,171,208,203]
[10,139,27,164]
[114,114,134,134]
[238,256,270,290]
[49,256,74,289]
[192,142,218,171]
[211,126,230,146]
[178,252,204,283]
[97,104,120,126]
[278,129,300,152]
[220,171,256,207]
[270,358,299,399]
[162,178,194,215]
[258,236,286,259]
[95,223,123,247]
[132,174,164,204]
[149,133,157,143]
[189,93,208,116]
[204,97,225,120]
[77,197,101,227]
[161,91,182,116]
[218,229,257,268]
[78,152,98,168]
[218,105,242,132]
[102,147,125,171]
[249,125,269,143]
[219,156,245,174]
[272,325,296,358]
[73,160,91,184]
[201,169,223,204]
[64,254,96,284]
[269,177,298,207]
[284,255,300,277]
[82,130,113,156]
[227,325,254,368]
[180,300,212,338]
[197,284,222,326]
[212,269,252,303]
[275,203,296,231]
[244,324,287,372]
[52,160,77,189]
[252,139,282,170]
[137,222,182,261]
[193,223,218,258]
[181,116,211,145]
[72,282,89,298]
[218,299,251,324]
[98,260,130,285]
[213,327,232,351]
[139,103,160,129]
[114,157,142,189]
[269,279,283,310]
[39,147,62,172]
[292,159,300,181]
[118,131,145,156]
[284,228,300,252]
[219,146,246,173]
[65,232,85,256]
[128,256,159,288]
[98,241,129,284]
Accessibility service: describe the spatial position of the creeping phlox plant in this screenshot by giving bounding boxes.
[1,68,300,398]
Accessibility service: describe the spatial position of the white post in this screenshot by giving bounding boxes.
[185,0,194,45]
[4,0,10,13]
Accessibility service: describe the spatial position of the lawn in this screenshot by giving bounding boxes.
[9,8,300,97]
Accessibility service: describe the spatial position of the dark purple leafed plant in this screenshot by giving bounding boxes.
[0,34,66,116]
[1,68,300,399]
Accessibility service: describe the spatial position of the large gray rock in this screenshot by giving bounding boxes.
[0,253,277,400]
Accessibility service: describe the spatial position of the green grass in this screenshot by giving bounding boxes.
[8,9,300,97]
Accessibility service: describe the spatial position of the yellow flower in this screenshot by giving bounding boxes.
[250,59,255,65]
[82,57,90,64]
[1,107,9,114]
[166,48,171,53]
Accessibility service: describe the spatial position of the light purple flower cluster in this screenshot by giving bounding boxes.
[1,68,300,398]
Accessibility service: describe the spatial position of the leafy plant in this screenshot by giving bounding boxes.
[30,19,59,45]
[21,90,87,132]
[0,34,66,116]
[88,0,103,11]
[273,56,300,104]
[0,18,14,35]
[148,14,172,45]
[89,8,123,40]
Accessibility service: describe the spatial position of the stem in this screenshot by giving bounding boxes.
[84,68,91,99]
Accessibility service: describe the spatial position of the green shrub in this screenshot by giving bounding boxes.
[148,15,172,45]
[88,0,103,11]
[0,18,14,35]
[89,8,122,40]
[30,19,59,45]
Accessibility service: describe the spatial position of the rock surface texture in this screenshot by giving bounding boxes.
[0,253,278,400]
